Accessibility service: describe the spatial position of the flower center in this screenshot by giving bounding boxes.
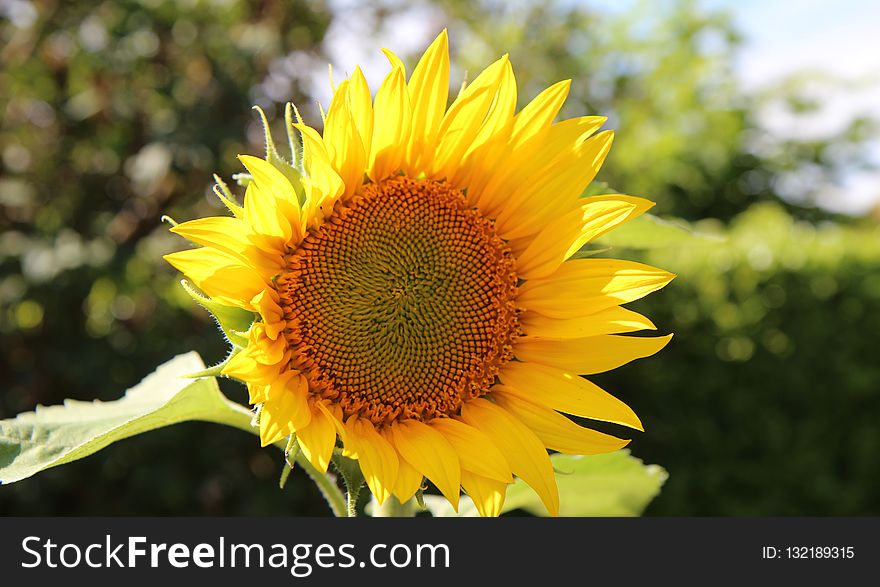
[276,176,519,427]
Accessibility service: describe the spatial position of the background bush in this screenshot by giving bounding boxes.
[614,204,880,515]
[1,0,877,515]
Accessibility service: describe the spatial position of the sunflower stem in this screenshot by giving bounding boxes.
[331,453,365,517]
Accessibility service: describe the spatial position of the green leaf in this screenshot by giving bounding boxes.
[0,352,253,485]
[597,213,724,249]
[421,450,667,517]
[504,451,667,516]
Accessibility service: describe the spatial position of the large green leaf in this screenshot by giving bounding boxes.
[597,213,723,249]
[505,451,667,516]
[423,450,667,517]
[0,352,253,485]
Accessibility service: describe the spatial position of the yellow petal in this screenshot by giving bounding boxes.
[404,29,449,174]
[430,54,509,179]
[495,130,615,240]
[297,403,338,473]
[493,387,630,454]
[430,417,511,483]
[163,247,266,310]
[288,375,312,408]
[347,67,373,156]
[498,362,643,431]
[390,420,461,510]
[459,398,558,516]
[520,305,657,338]
[515,196,655,280]
[295,123,345,219]
[450,60,517,189]
[460,471,507,517]
[391,447,425,504]
[369,66,410,182]
[246,322,288,365]
[323,80,367,199]
[345,418,399,505]
[467,59,517,157]
[238,155,299,246]
[170,215,248,248]
[258,373,308,447]
[247,382,267,404]
[380,48,406,74]
[170,216,279,277]
[517,258,675,319]
[515,201,635,279]
[259,402,292,448]
[251,288,285,340]
[563,195,655,257]
[319,401,349,447]
[474,116,605,216]
[515,333,673,375]
[222,349,271,384]
[510,79,572,148]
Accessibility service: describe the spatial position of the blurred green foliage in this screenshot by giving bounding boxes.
[605,203,880,515]
[1,0,333,514]
[1,0,878,515]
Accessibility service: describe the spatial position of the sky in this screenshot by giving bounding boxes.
[727,0,880,214]
[320,0,880,215]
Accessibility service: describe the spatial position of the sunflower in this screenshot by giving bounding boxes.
[165,30,674,516]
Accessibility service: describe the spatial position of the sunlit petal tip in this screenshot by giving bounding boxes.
[347,418,399,505]
[391,420,461,509]
[430,417,512,483]
[632,416,645,433]
[296,404,337,473]
[460,399,559,516]
[381,48,406,73]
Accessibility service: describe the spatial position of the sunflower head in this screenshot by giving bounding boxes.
[165,30,674,516]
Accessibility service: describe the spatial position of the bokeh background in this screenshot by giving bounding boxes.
[2,0,878,516]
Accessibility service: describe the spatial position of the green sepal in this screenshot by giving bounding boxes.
[279,434,299,489]
[414,489,427,510]
[227,331,250,348]
[253,105,305,204]
[182,349,238,379]
[284,103,303,172]
[212,174,244,218]
[179,279,254,347]
[278,463,293,489]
